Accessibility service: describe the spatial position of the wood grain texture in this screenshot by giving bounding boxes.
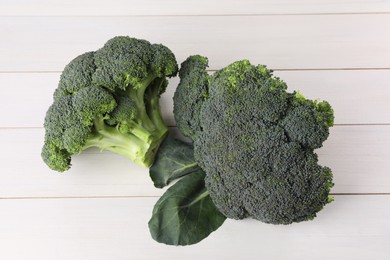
[1,15,389,71]
[319,125,390,193]
[1,0,389,16]
[1,125,389,198]
[0,195,389,260]
[1,69,390,128]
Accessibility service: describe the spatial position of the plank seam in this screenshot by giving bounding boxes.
[1,12,390,18]
[1,193,389,200]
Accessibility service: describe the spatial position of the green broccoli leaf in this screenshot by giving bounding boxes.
[149,136,198,188]
[148,169,226,246]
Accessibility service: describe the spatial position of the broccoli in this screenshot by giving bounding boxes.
[42,36,178,172]
[173,56,334,224]
[173,55,209,138]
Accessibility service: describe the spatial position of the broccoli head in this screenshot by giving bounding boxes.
[173,56,334,224]
[42,36,178,172]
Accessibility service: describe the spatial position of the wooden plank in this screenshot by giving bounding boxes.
[1,0,389,16]
[318,125,390,193]
[1,15,389,71]
[0,125,389,198]
[0,195,389,259]
[0,73,54,128]
[1,69,389,128]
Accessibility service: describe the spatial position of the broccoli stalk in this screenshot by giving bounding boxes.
[123,74,168,139]
[146,78,169,135]
[82,115,158,168]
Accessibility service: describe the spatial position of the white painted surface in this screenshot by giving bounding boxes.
[1,15,390,71]
[0,196,389,260]
[1,0,389,15]
[0,0,389,259]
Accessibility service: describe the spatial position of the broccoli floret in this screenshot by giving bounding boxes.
[43,87,115,171]
[243,143,333,224]
[42,36,178,172]
[281,93,334,149]
[173,55,210,139]
[173,57,334,224]
[54,52,96,99]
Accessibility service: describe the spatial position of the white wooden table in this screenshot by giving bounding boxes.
[1,1,390,259]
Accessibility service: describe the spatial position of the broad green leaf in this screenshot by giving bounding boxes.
[150,136,198,188]
[148,169,226,246]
